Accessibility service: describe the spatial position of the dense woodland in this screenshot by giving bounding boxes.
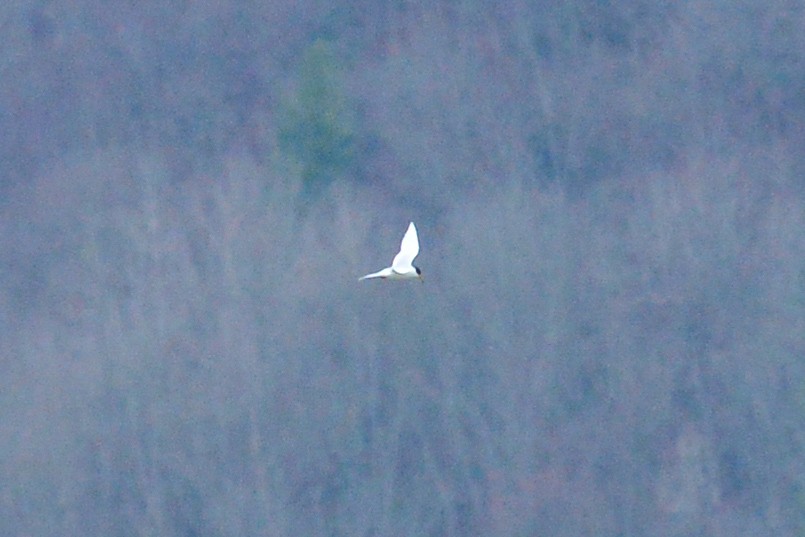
[2,1,805,536]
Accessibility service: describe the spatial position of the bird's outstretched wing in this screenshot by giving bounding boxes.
[359,267,393,281]
[392,222,419,270]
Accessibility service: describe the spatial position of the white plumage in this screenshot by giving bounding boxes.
[359,222,423,282]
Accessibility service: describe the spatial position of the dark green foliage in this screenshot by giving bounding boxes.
[279,40,356,198]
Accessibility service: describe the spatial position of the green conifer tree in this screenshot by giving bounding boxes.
[279,40,355,198]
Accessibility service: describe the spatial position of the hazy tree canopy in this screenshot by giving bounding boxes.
[279,39,357,197]
[2,2,805,536]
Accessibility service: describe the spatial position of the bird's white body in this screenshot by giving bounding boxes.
[359,222,423,282]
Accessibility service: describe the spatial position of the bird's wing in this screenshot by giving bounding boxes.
[392,222,419,270]
[359,267,393,281]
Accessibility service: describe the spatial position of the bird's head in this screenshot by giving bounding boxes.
[415,266,424,282]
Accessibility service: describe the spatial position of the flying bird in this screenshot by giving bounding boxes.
[359,221,423,282]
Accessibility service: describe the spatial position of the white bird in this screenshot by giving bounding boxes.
[359,222,423,282]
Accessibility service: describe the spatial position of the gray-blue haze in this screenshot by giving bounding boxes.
[2,2,804,536]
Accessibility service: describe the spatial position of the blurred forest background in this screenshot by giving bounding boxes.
[2,1,805,536]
